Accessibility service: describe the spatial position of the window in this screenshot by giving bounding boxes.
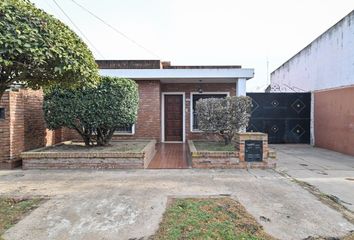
[115,124,135,135]
[191,93,228,131]
[0,108,5,120]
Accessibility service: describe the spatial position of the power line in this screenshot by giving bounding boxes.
[69,0,160,59]
[52,0,105,59]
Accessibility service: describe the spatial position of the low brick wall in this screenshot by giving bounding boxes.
[188,141,240,169]
[21,140,156,170]
[189,133,276,169]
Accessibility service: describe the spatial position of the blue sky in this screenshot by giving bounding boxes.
[30,0,354,91]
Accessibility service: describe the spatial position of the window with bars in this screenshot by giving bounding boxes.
[191,93,228,131]
[115,124,135,135]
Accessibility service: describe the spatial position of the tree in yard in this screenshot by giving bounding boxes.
[0,0,99,99]
[195,96,252,145]
[43,77,139,146]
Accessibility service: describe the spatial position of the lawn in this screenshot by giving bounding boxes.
[34,141,148,153]
[152,198,274,240]
[193,141,235,152]
[0,197,42,240]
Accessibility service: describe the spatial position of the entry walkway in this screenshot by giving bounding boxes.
[147,143,189,169]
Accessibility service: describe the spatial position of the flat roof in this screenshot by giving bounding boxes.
[96,60,254,82]
[99,68,254,81]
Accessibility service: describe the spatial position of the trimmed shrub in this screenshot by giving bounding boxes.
[43,77,139,146]
[195,96,252,145]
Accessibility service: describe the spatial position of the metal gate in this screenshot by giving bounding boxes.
[246,93,311,144]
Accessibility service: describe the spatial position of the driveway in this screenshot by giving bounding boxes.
[274,144,354,211]
[0,166,353,240]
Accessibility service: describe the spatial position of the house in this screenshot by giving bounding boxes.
[96,60,254,142]
[270,10,354,156]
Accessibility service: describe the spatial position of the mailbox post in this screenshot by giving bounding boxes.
[235,132,268,162]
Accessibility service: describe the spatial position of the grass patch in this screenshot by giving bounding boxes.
[0,197,42,239]
[193,141,235,152]
[152,198,274,240]
[35,141,148,153]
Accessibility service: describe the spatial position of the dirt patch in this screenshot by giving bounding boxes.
[152,197,274,240]
[0,197,43,240]
[34,141,148,153]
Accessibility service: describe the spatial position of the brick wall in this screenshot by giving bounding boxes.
[0,89,70,169]
[0,92,12,168]
[96,60,161,69]
[9,91,25,167]
[0,91,24,168]
[161,83,236,140]
[314,86,354,156]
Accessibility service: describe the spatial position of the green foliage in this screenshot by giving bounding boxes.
[153,198,274,240]
[43,77,139,146]
[196,96,252,145]
[0,197,42,237]
[0,0,99,97]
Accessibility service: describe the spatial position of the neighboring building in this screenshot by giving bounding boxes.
[271,10,354,156]
[97,60,254,142]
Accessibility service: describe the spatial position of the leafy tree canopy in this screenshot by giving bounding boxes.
[44,77,139,146]
[0,0,99,97]
[196,96,252,145]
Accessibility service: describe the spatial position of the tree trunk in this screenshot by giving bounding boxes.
[224,136,231,145]
[96,127,115,146]
[72,125,93,147]
[82,135,91,146]
[223,133,234,145]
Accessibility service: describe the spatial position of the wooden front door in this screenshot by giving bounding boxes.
[165,95,183,141]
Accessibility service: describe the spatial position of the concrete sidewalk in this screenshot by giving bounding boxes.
[0,168,353,240]
[274,144,354,212]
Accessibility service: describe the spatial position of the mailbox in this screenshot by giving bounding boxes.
[245,140,263,162]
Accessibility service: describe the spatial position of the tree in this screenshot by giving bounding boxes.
[0,0,99,99]
[43,77,139,146]
[195,96,252,145]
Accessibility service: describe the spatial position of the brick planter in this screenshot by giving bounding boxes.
[21,140,156,170]
[188,141,240,169]
[189,133,276,169]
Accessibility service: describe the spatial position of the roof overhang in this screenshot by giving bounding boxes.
[99,68,254,83]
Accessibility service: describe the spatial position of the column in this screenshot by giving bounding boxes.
[236,78,247,96]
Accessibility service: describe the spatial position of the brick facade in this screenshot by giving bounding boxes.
[161,83,236,140]
[114,80,161,141]
[0,81,239,169]
[33,82,236,143]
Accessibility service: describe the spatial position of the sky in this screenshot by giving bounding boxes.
[30,0,354,91]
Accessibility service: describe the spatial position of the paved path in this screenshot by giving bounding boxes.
[274,144,354,211]
[0,167,353,240]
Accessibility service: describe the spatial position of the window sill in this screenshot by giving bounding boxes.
[191,130,203,133]
[114,133,134,136]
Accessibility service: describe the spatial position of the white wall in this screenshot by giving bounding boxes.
[271,11,354,92]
